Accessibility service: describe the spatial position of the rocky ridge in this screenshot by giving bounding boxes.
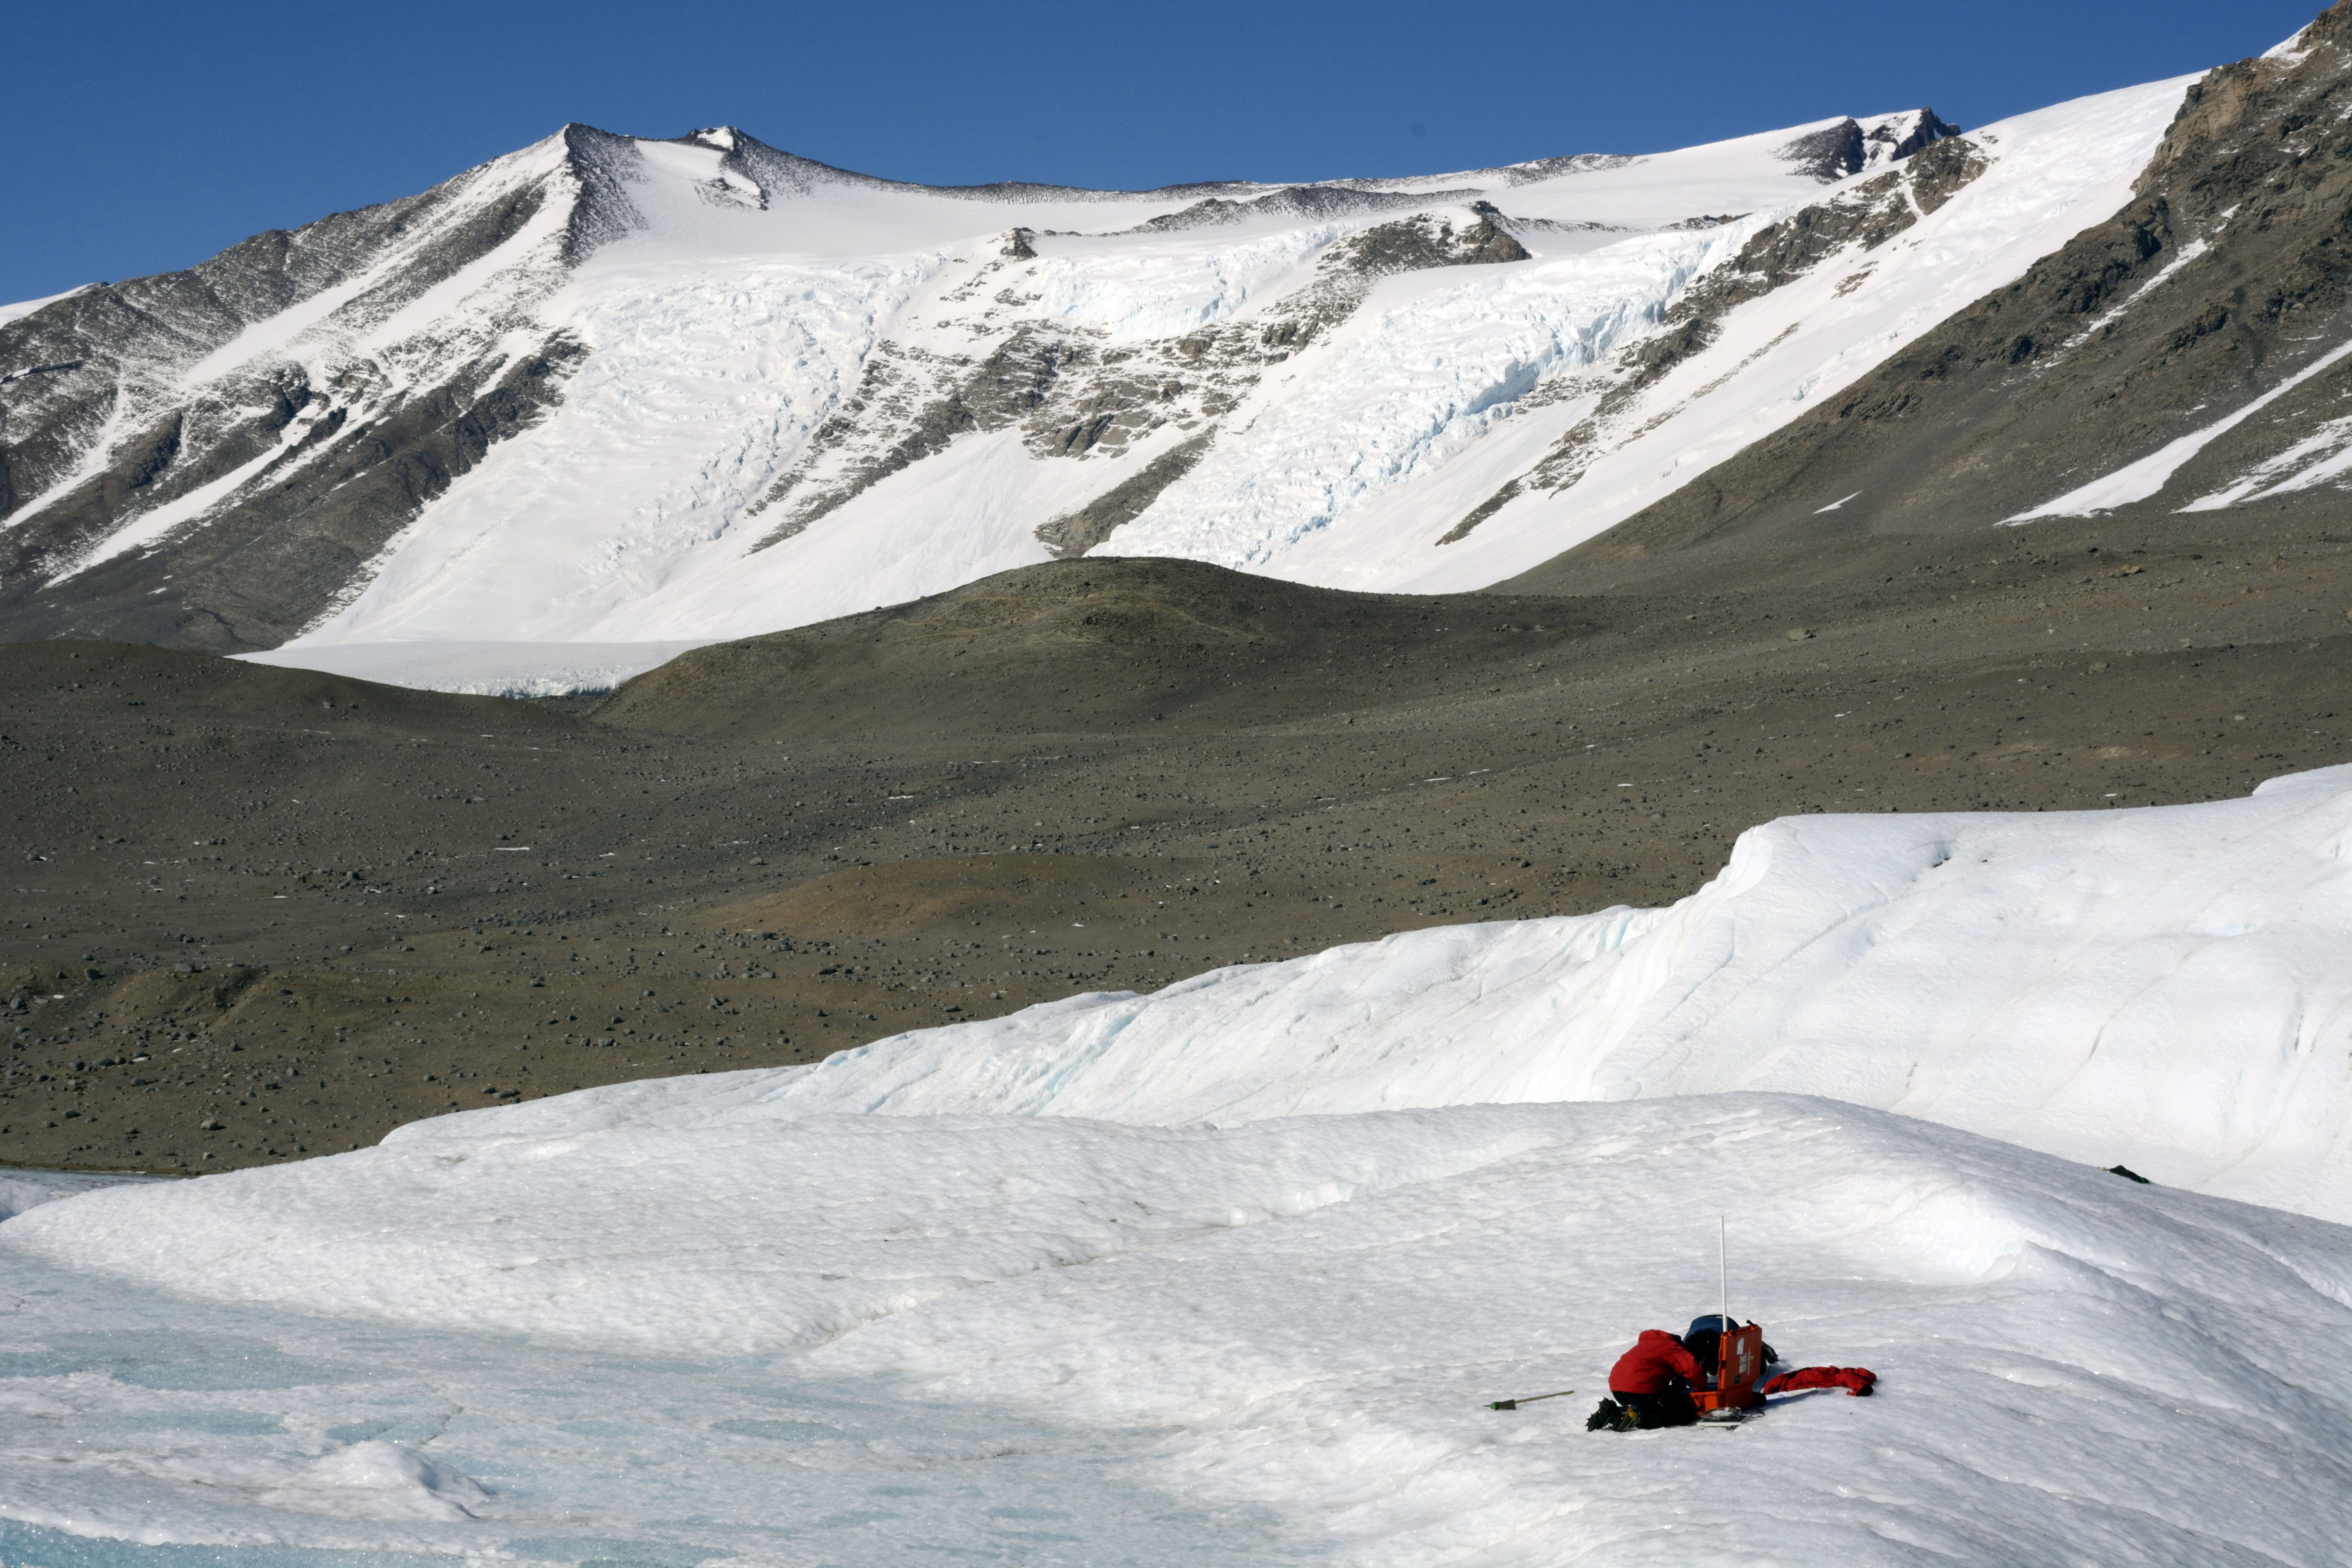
[750,208,1534,551]
[1513,2,2352,575]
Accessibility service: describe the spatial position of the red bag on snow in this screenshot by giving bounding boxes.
[1757,1366,1877,1397]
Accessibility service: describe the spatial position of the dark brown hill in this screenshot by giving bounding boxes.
[591,557,1603,740]
[13,546,2348,1176]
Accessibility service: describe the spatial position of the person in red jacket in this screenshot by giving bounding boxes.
[1603,1328,1706,1428]
[1587,1322,1878,1430]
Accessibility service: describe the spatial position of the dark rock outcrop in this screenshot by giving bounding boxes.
[0,131,613,650]
[1779,111,1960,181]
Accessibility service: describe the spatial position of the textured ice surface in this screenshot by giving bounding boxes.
[14,772,2352,1559]
[637,762,2352,1221]
[0,1241,1310,1566]
[0,1167,153,1221]
[8,1098,2352,1563]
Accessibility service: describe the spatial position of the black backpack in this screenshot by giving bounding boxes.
[1686,1314,1779,1368]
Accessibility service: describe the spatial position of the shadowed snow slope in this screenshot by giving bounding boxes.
[7,1096,2352,1562]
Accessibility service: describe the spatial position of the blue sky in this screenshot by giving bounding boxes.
[0,0,2325,305]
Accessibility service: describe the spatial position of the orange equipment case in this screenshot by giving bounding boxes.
[1691,1323,1765,1414]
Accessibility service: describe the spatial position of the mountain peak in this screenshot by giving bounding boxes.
[1778,109,1962,181]
[0,79,2187,665]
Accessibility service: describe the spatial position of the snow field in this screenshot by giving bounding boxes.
[232,637,725,697]
[3,1110,1575,1353]
[288,248,942,647]
[13,764,2352,1558]
[800,1098,2352,1565]
[1019,222,1370,342]
[8,1097,2352,1563]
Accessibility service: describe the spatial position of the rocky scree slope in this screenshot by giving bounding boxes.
[1515,2,2352,585]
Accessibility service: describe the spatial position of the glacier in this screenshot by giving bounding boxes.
[283,99,2173,664]
[272,89,2185,688]
[9,770,2352,1562]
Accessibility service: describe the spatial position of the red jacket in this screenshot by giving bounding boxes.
[1610,1330,1703,1394]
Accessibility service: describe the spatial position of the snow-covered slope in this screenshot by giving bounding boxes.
[8,1096,2352,1562]
[11,771,2352,1559]
[4,79,2208,683]
[443,762,2352,1222]
[272,111,1984,661]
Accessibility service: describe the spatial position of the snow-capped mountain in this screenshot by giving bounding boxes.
[3,105,1981,671]
[11,8,2352,694]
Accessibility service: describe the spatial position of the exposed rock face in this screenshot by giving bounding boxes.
[2,342,586,650]
[1442,133,1987,543]
[1870,109,1963,167]
[1503,2,2352,577]
[1778,110,1961,181]
[1778,119,1873,182]
[0,129,630,651]
[1128,183,1491,232]
[1340,207,1532,272]
[1909,136,1993,213]
[745,208,1533,550]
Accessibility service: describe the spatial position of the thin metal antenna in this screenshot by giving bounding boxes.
[1719,1214,1728,1333]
